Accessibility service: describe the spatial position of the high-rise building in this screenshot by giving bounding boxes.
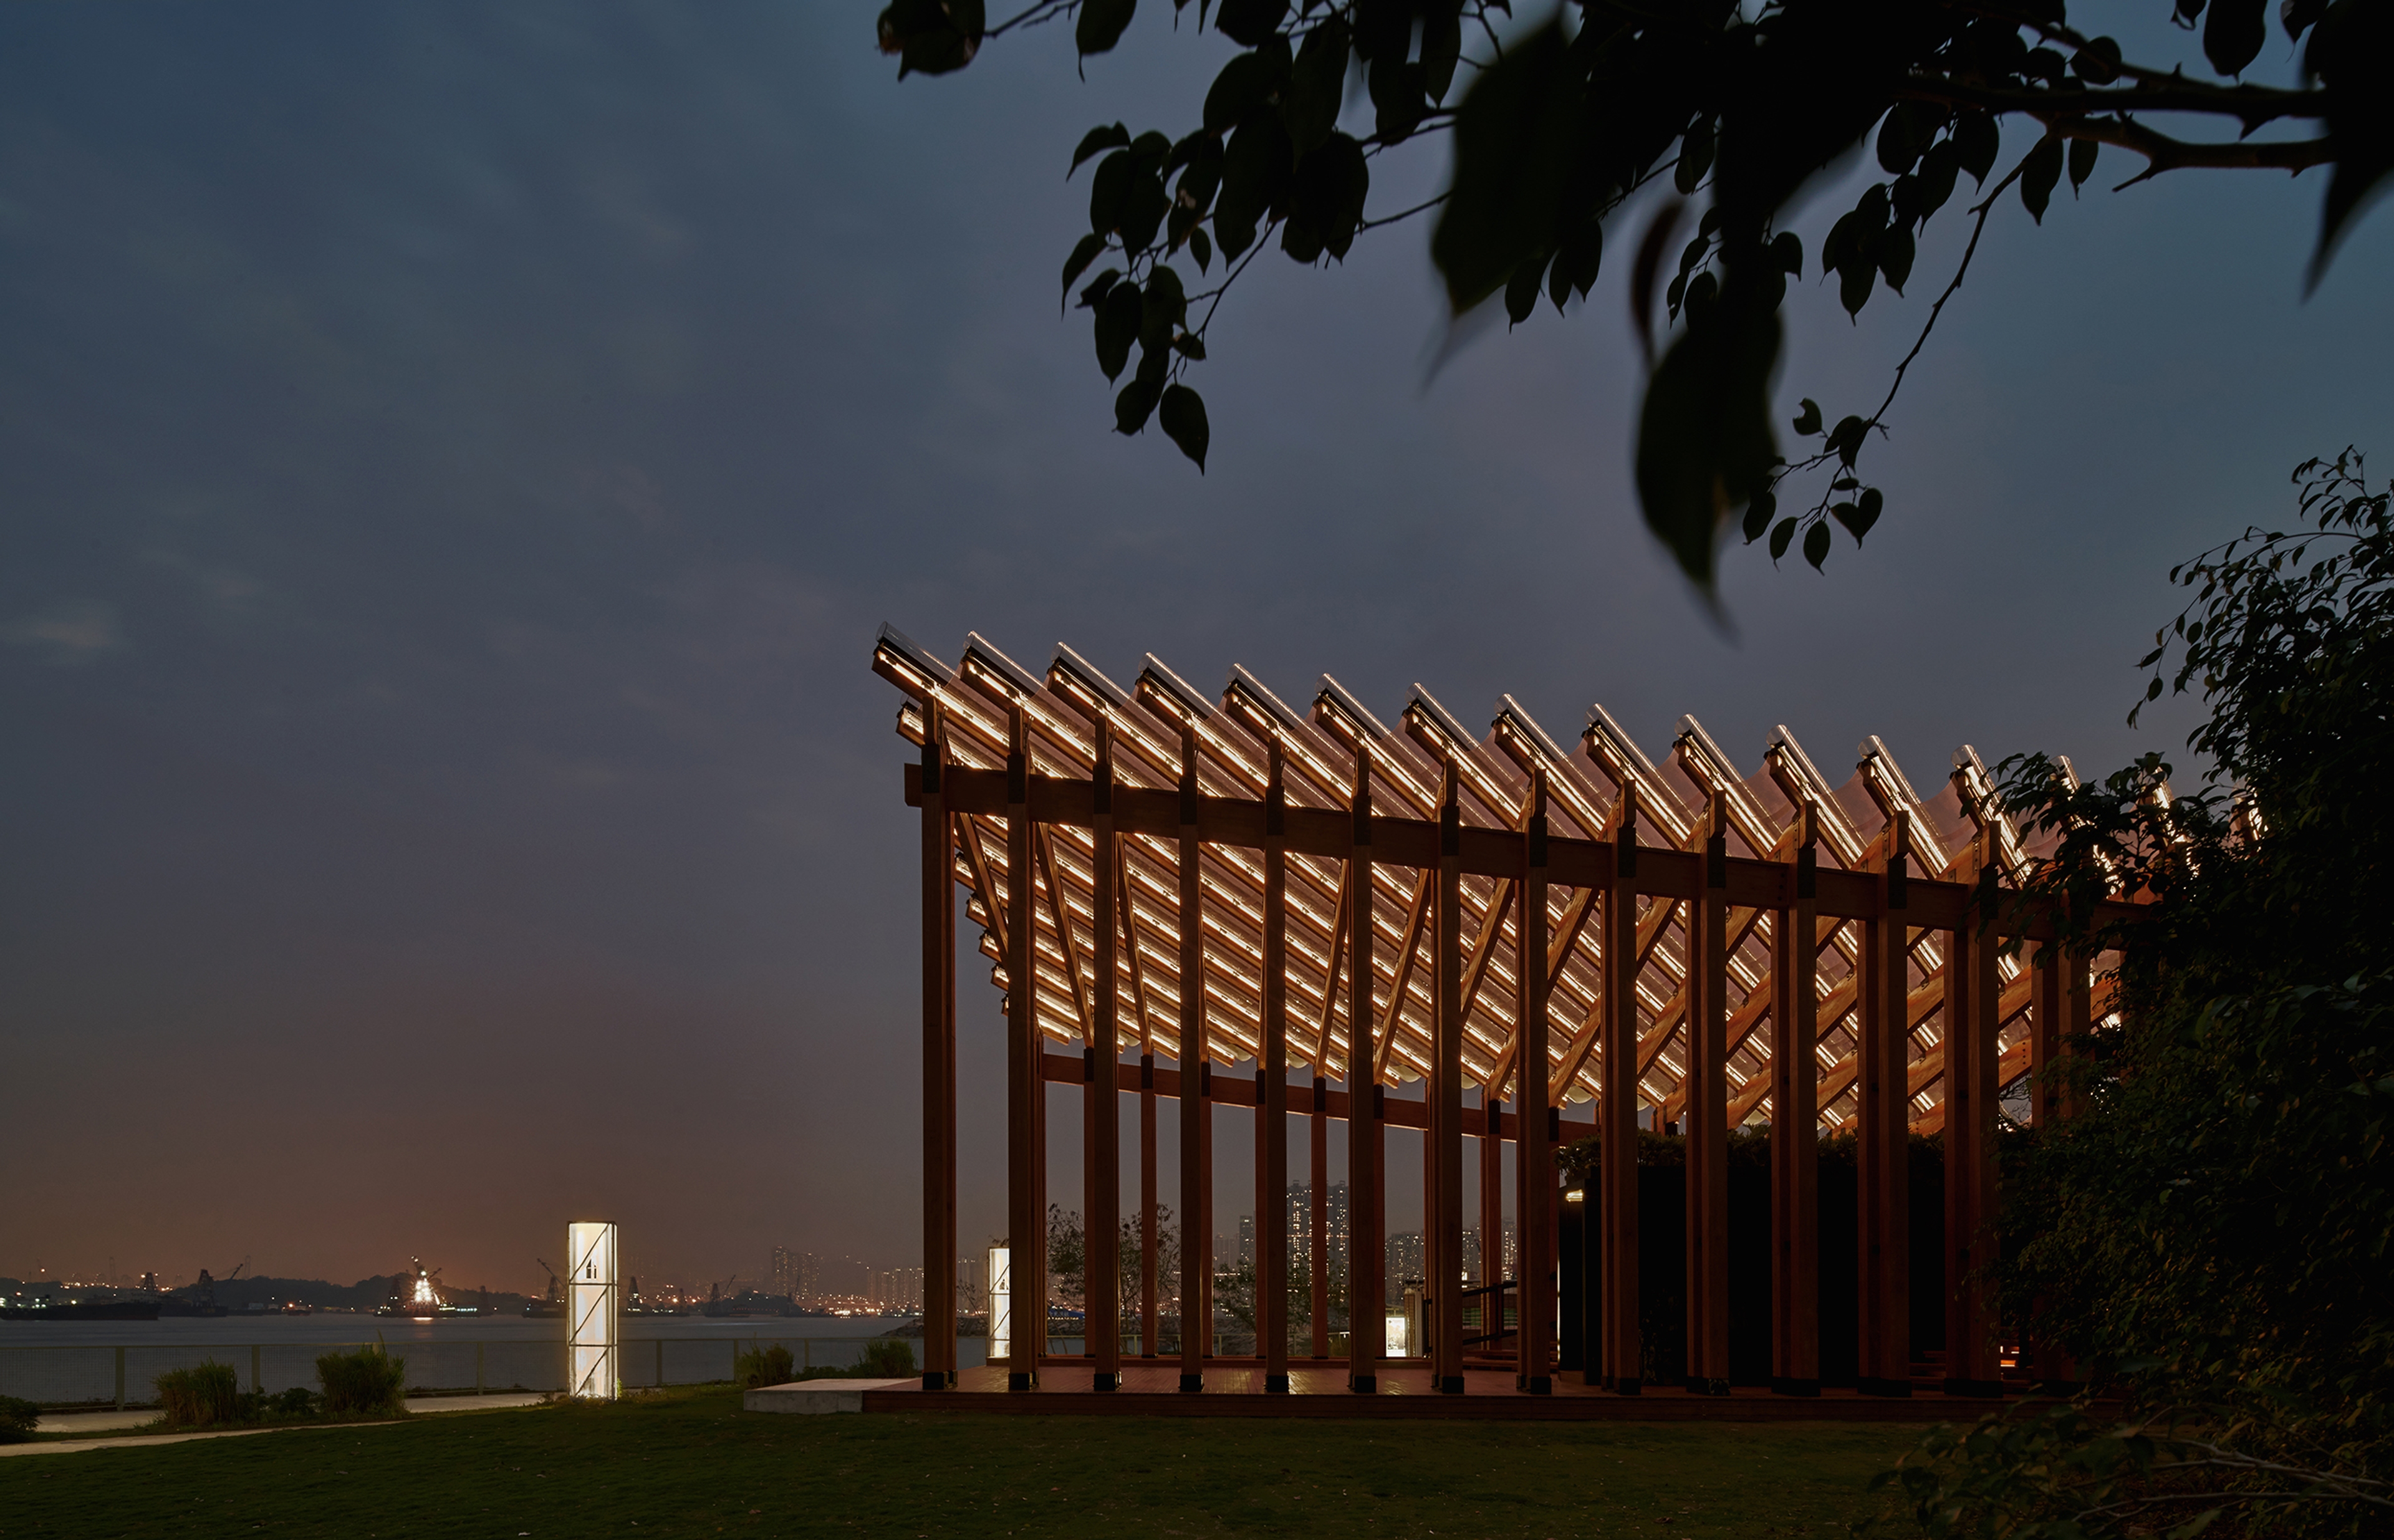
[766,1247,825,1304]
[1284,1182,1353,1276]
[1234,1215,1255,1268]
[1385,1231,1423,1304]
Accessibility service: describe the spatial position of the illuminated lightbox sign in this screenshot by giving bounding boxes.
[568,1220,620,1400]
[986,1244,1011,1364]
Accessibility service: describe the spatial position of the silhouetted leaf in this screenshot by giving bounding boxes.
[1077,268,1121,310]
[1072,123,1132,174]
[1095,281,1142,380]
[1171,145,1222,241]
[1839,253,1875,315]
[1282,132,1370,261]
[1213,0,1287,48]
[1507,251,1549,325]
[1368,54,1428,145]
[1077,0,1137,57]
[1431,21,1579,314]
[2021,136,2064,223]
[1827,414,1868,467]
[1770,231,1802,277]
[1214,112,1293,259]
[1421,5,1461,103]
[1835,486,1883,542]
[2069,138,2099,192]
[2071,36,2123,83]
[1877,102,1931,175]
[1115,377,1163,433]
[1875,222,1915,293]
[1559,219,1603,299]
[1159,384,1209,469]
[1062,234,1109,304]
[878,0,984,77]
[1900,142,1959,223]
[2204,0,2266,74]
[1634,280,1782,590]
[1792,398,1822,435]
[1140,264,1186,354]
[1803,520,1832,569]
[1954,112,2000,184]
[1189,226,1213,272]
[1204,52,1270,137]
[1285,20,1349,153]
[1090,150,1132,234]
[1676,118,1716,193]
[1742,489,1777,543]
[2307,0,2394,288]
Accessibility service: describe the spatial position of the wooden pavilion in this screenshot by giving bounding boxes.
[873,626,2128,1408]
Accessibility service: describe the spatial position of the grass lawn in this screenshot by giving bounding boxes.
[0,1386,1928,1538]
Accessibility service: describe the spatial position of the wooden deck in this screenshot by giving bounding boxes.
[863,1362,2024,1420]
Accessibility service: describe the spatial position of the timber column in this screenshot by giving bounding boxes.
[1141,1047,1158,1357]
[1514,767,1554,1393]
[1684,793,1731,1394]
[1941,825,2001,1397]
[2026,903,2082,1385]
[1090,720,1123,1390]
[1600,786,1642,1393]
[1770,801,1822,1396]
[1176,724,1209,1391]
[920,703,957,1389]
[1345,748,1382,1393]
[1855,808,1911,1397]
[1261,742,1291,1391]
[1005,705,1042,1390]
[1431,759,1465,1393]
[1310,1079,1329,1359]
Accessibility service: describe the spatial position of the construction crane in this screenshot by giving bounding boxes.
[524,1259,564,1318]
[191,1258,246,1314]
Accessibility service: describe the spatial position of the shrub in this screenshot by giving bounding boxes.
[0,1394,39,1443]
[1870,456,2394,1536]
[859,1338,915,1379]
[734,1345,796,1388]
[315,1347,406,1417]
[155,1362,240,1427]
[270,1386,318,1419]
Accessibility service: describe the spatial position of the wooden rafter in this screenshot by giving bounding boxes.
[1036,825,1095,1041]
[1310,861,1350,1071]
[1373,868,1435,1082]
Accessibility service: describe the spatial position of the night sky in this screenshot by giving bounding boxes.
[4,2,2387,1299]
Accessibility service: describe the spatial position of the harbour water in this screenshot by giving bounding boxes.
[0,1314,996,1407]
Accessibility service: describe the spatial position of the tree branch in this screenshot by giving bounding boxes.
[986,0,1076,39]
[1357,192,1449,232]
[1900,75,2328,128]
[2037,115,2336,186]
